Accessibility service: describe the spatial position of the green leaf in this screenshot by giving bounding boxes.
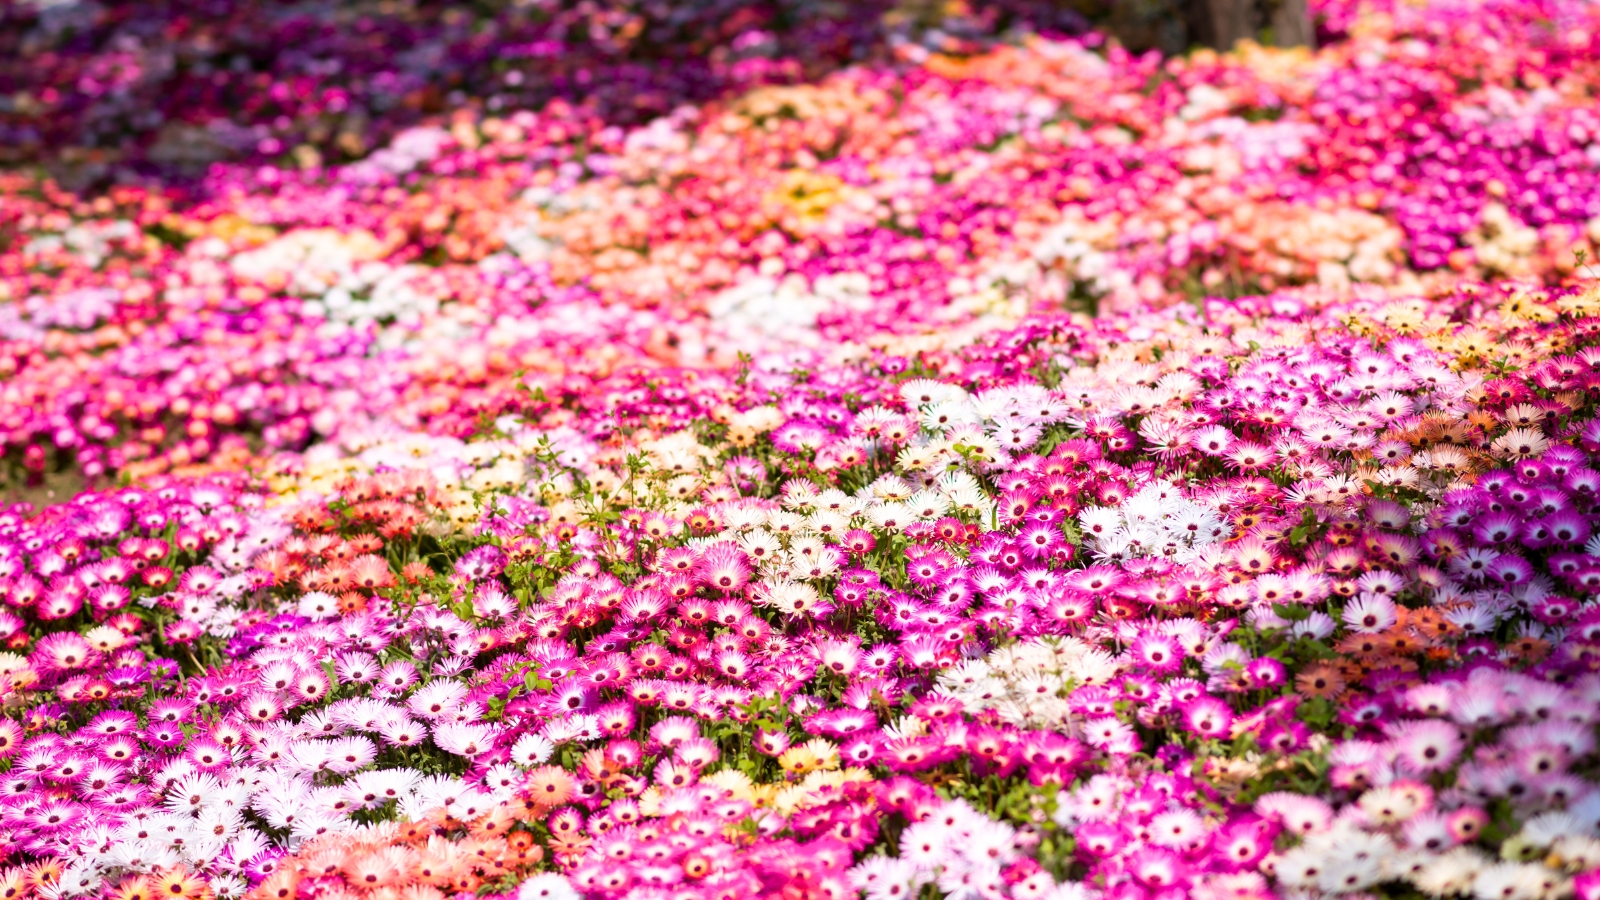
[1271,603,1311,621]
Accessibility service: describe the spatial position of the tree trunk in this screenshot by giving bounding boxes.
[1185,0,1256,50]
[1269,0,1315,48]
[1178,0,1314,50]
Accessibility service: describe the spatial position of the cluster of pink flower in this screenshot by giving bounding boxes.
[8,0,1600,489]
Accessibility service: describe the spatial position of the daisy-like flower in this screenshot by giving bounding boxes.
[1492,427,1551,459]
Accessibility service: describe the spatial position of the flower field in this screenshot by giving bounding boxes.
[6,0,1600,898]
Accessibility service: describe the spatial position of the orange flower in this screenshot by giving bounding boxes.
[548,832,593,864]
[1336,633,1389,656]
[254,550,304,584]
[321,564,353,591]
[400,562,435,583]
[1385,630,1425,656]
[1294,663,1345,700]
[523,766,576,807]
[394,820,435,846]
[348,555,395,590]
[504,833,543,867]
[303,535,339,557]
[23,861,60,891]
[446,868,480,894]
[251,870,299,900]
[421,807,459,834]
[468,804,517,838]
[323,540,357,562]
[413,841,458,886]
[113,876,154,900]
[346,534,385,553]
[0,869,27,900]
[153,866,211,900]
[579,748,614,783]
[379,508,427,539]
[299,847,349,879]
[458,835,506,872]
[342,846,416,889]
[1508,636,1550,662]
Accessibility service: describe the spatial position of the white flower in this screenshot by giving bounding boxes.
[1411,847,1488,896]
[1470,862,1554,900]
[1078,482,1230,562]
[434,722,499,757]
[289,812,346,841]
[50,863,100,898]
[519,874,581,900]
[901,379,965,408]
[296,591,340,620]
[543,714,598,744]
[1318,857,1385,894]
[511,733,556,767]
[849,856,920,894]
[1584,532,1600,557]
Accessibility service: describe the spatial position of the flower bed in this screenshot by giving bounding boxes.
[5,1,1600,899]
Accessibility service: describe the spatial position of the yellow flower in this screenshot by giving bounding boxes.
[772,784,811,815]
[84,626,128,654]
[1374,301,1426,334]
[637,787,662,817]
[777,738,838,776]
[767,171,850,225]
[1498,291,1558,324]
[153,866,211,900]
[777,745,822,776]
[747,782,780,808]
[1557,284,1600,317]
[701,769,756,803]
[1448,328,1495,360]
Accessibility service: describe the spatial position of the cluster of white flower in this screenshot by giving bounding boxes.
[54,618,555,896]
[229,228,438,329]
[938,638,1107,727]
[1267,800,1587,898]
[1077,481,1231,564]
[719,470,993,616]
[1465,201,1542,278]
[308,260,437,328]
[850,799,1090,900]
[363,125,453,177]
[700,272,877,351]
[895,378,1073,480]
[59,714,540,890]
[1028,214,1125,301]
[1243,666,1600,898]
[24,219,139,269]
